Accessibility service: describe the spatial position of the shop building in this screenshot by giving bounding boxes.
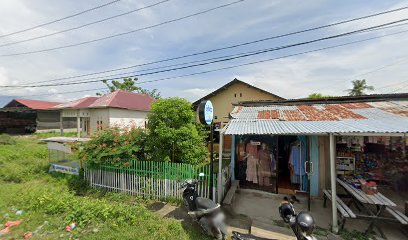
[193,78,284,152]
[216,93,408,232]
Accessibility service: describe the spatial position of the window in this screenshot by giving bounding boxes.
[214,116,218,119]
[234,93,237,97]
[240,93,242,97]
[97,120,103,130]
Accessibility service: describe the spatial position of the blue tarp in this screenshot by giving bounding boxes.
[0,96,14,108]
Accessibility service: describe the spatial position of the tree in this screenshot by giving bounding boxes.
[146,97,208,164]
[347,79,374,96]
[307,93,334,99]
[97,77,161,99]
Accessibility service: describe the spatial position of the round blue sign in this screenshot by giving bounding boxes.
[204,100,213,125]
[198,100,214,125]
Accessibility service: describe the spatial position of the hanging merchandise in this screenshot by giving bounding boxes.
[257,143,272,186]
[246,140,259,184]
[288,136,308,192]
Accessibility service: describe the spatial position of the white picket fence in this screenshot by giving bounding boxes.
[83,163,218,201]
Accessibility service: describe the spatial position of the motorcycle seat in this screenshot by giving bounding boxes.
[196,197,218,210]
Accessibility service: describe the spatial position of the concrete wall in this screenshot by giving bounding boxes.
[204,82,281,123]
[37,111,75,130]
[89,109,109,133]
[108,108,148,129]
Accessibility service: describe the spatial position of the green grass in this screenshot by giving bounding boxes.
[0,135,210,240]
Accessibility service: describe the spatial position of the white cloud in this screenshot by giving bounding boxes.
[0,0,406,103]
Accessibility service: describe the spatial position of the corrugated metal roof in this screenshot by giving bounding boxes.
[54,91,155,111]
[88,90,155,111]
[54,97,98,109]
[3,99,61,110]
[225,101,408,135]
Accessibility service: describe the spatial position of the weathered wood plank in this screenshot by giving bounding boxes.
[385,207,408,225]
[323,189,351,218]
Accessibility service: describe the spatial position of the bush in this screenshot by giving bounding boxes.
[146,97,208,164]
[0,134,16,145]
[80,128,147,167]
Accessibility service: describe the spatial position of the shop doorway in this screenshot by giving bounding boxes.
[234,135,278,193]
[276,135,309,195]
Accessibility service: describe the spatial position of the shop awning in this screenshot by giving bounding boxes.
[225,101,408,135]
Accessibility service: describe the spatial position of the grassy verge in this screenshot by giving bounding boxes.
[0,134,209,239]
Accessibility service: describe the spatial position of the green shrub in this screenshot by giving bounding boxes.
[80,128,147,167]
[0,134,16,145]
[146,97,208,164]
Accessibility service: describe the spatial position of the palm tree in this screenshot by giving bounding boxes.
[347,79,374,96]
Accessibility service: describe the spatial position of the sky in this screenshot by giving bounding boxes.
[0,0,407,103]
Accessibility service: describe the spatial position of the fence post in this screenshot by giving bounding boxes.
[164,161,168,199]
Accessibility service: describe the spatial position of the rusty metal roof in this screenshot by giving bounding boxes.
[55,90,155,111]
[225,101,408,135]
[88,90,155,111]
[3,99,61,110]
[54,97,98,109]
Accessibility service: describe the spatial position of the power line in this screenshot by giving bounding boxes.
[13,27,408,97]
[26,87,108,97]
[356,58,408,79]
[3,18,408,89]
[17,5,408,85]
[22,27,408,98]
[0,0,245,57]
[0,0,121,39]
[26,19,408,87]
[0,0,171,48]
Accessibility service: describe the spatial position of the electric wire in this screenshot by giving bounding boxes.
[15,4,408,85]
[0,0,245,57]
[0,0,171,48]
[0,0,121,39]
[17,27,408,98]
[2,18,407,88]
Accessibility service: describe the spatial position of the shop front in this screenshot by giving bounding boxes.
[217,96,408,233]
[232,134,317,196]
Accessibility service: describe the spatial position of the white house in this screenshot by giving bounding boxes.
[54,90,155,137]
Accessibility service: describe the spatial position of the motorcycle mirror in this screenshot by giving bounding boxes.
[199,172,205,177]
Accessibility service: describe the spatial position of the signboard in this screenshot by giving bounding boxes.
[47,142,72,154]
[49,164,79,175]
[198,100,214,125]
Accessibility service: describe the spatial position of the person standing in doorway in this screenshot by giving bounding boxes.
[258,143,272,186]
[246,140,259,184]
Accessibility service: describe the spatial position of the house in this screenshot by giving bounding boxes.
[217,93,408,232]
[0,98,74,133]
[193,78,284,125]
[55,90,155,137]
[192,78,284,150]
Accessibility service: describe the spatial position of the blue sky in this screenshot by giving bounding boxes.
[0,0,407,102]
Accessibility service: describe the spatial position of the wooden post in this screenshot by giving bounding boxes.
[217,129,224,204]
[329,133,339,233]
[76,110,80,138]
[231,135,236,181]
[59,112,64,136]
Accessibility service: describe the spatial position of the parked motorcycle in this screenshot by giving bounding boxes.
[181,174,227,240]
[232,200,316,240]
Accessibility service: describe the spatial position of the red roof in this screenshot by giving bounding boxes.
[5,99,61,110]
[88,90,155,111]
[54,97,98,109]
